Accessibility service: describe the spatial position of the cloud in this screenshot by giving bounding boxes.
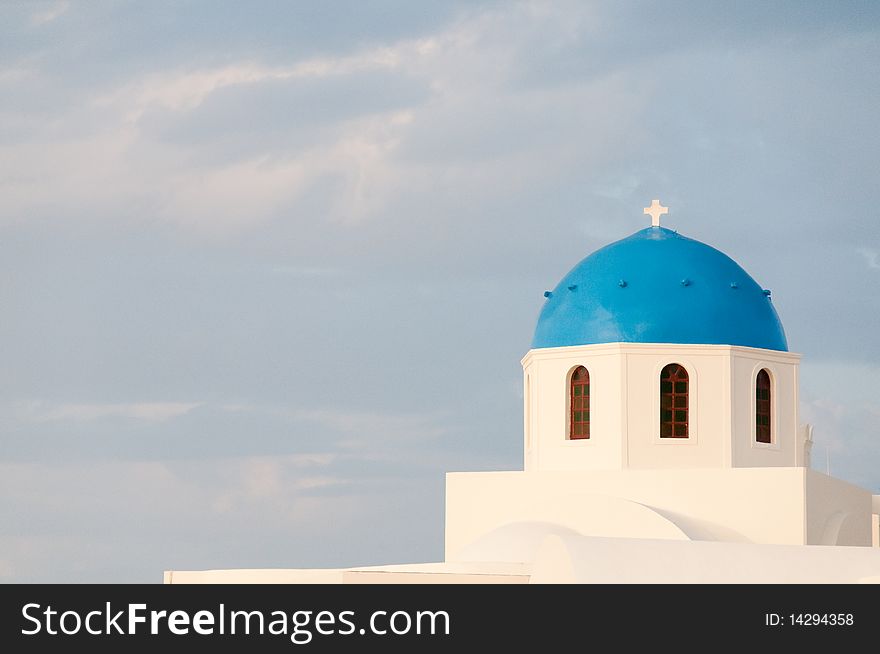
[29,402,202,422]
[30,1,69,26]
[95,46,411,119]
[286,407,447,441]
[2,0,880,584]
[269,265,342,278]
[800,360,880,492]
[0,398,456,465]
[857,248,880,269]
[0,452,442,581]
[0,2,651,237]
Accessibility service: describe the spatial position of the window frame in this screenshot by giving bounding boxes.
[659,363,689,439]
[652,360,698,444]
[755,368,772,444]
[566,365,592,441]
[750,364,779,450]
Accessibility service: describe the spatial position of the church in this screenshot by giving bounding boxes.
[166,201,880,584]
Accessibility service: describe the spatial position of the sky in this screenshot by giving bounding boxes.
[1,1,879,582]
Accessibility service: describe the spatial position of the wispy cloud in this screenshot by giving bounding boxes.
[2,0,879,584]
[0,3,647,237]
[800,361,880,490]
[21,402,201,423]
[857,248,880,269]
[30,1,69,26]
[216,404,449,450]
[0,455,420,581]
[97,47,410,118]
[269,265,342,278]
[210,457,345,514]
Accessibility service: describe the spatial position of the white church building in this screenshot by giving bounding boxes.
[167,202,880,584]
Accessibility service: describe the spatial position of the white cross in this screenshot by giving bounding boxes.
[644,199,668,227]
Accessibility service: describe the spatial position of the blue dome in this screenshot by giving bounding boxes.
[532,227,788,351]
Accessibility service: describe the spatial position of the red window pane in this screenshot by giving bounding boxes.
[570,366,590,440]
[756,369,771,443]
[660,363,688,438]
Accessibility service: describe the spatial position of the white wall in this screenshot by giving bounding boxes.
[529,534,880,584]
[164,563,530,584]
[623,346,727,469]
[522,344,624,471]
[874,496,880,547]
[730,348,800,467]
[522,343,801,471]
[805,470,874,545]
[445,467,846,559]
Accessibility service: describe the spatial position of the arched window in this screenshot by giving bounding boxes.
[756,369,772,444]
[660,363,688,438]
[569,366,590,440]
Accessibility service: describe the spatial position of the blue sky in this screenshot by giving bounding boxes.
[1,1,879,582]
